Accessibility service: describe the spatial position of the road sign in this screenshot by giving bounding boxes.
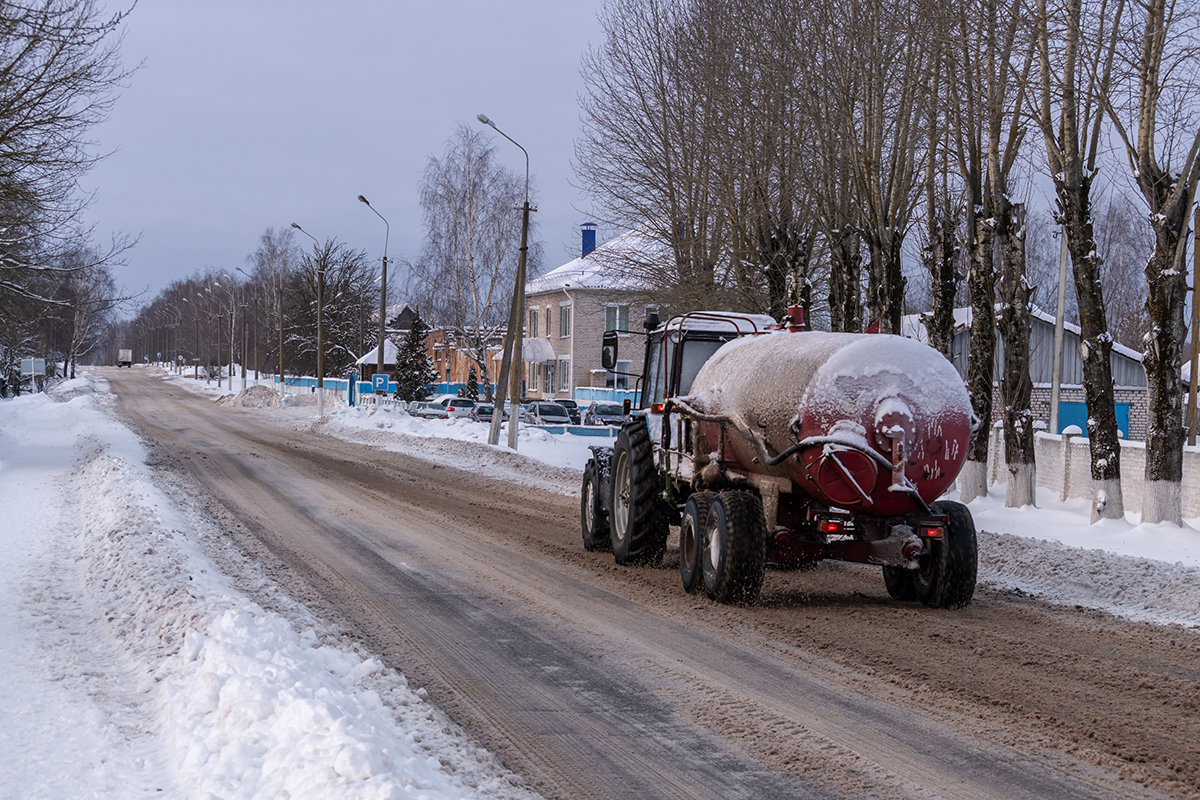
[372,373,389,392]
[20,358,45,376]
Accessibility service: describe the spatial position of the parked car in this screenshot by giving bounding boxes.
[440,397,476,418]
[583,401,626,426]
[556,398,581,424]
[468,403,525,423]
[409,401,449,419]
[527,401,571,425]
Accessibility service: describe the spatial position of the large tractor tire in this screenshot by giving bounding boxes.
[580,460,611,552]
[701,491,768,604]
[609,420,669,566]
[679,492,714,593]
[895,500,976,608]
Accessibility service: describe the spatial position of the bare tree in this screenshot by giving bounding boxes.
[248,227,301,379]
[0,0,134,314]
[1102,0,1200,524]
[1031,0,1125,520]
[408,125,539,400]
[284,240,377,379]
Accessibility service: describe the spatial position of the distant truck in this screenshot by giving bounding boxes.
[117,349,133,368]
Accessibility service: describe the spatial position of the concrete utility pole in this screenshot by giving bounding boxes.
[478,113,534,451]
[1049,226,1070,434]
[1188,205,1199,447]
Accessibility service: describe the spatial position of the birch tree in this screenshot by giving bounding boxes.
[409,125,536,400]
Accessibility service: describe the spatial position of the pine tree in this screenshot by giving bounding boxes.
[458,366,479,401]
[394,312,436,402]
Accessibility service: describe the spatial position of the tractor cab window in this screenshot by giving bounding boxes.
[675,336,728,397]
[645,332,665,407]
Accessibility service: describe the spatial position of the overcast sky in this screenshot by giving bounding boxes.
[83,1,606,306]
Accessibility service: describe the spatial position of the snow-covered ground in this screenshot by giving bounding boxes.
[3,366,1199,798]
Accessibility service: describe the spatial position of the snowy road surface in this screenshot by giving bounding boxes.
[3,366,1199,799]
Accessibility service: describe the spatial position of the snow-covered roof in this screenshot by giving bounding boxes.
[664,311,778,335]
[355,339,399,366]
[526,229,667,295]
[901,305,1143,363]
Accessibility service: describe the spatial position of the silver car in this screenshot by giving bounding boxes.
[527,401,571,425]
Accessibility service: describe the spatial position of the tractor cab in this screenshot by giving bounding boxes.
[601,310,777,413]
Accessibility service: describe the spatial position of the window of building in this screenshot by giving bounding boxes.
[557,357,570,392]
[543,362,556,394]
[559,304,571,338]
[529,309,538,338]
[528,361,538,391]
[605,304,630,334]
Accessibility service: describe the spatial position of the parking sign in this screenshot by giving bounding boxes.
[372,373,389,392]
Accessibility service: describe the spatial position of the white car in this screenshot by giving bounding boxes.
[440,397,476,418]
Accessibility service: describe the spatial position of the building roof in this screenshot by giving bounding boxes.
[355,339,399,366]
[526,229,667,294]
[901,304,1143,363]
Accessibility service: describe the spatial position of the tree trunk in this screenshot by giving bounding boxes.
[1058,182,1124,521]
[996,203,1035,507]
[1141,213,1187,524]
[828,228,863,333]
[924,215,958,360]
[866,230,905,334]
[960,212,995,503]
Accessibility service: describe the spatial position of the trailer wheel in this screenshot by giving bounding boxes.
[679,492,714,593]
[609,420,668,566]
[882,565,919,601]
[580,461,610,552]
[911,500,977,608]
[701,491,768,604]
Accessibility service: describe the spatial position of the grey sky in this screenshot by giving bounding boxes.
[84,1,605,305]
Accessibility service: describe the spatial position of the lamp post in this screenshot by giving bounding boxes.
[358,195,391,393]
[291,222,325,418]
[478,112,533,450]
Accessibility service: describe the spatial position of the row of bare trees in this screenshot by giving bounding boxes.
[112,228,380,384]
[576,0,1200,524]
[0,0,135,394]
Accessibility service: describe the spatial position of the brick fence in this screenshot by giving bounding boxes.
[984,426,1200,517]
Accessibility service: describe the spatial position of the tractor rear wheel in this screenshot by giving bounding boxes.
[609,420,668,566]
[701,491,767,604]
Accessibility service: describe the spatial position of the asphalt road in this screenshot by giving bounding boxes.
[109,368,1199,800]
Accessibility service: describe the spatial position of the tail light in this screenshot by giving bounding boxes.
[918,523,944,539]
[817,519,844,535]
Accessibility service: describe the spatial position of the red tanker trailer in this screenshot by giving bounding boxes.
[580,309,978,608]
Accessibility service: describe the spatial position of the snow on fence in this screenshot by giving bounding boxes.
[984,425,1200,517]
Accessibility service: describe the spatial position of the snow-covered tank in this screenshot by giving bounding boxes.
[685,331,972,516]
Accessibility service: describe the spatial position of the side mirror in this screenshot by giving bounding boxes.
[601,330,619,370]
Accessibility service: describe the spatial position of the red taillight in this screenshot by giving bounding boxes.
[818,519,844,534]
[919,524,944,539]
[651,403,665,413]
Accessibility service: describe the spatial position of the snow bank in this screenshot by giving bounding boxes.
[0,372,541,800]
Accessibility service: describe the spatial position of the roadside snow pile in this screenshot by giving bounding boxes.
[1,375,542,800]
[979,531,1200,628]
[317,403,591,494]
[216,384,281,408]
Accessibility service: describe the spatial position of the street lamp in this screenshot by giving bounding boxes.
[477,112,533,450]
[357,194,390,393]
[291,222,325,418]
